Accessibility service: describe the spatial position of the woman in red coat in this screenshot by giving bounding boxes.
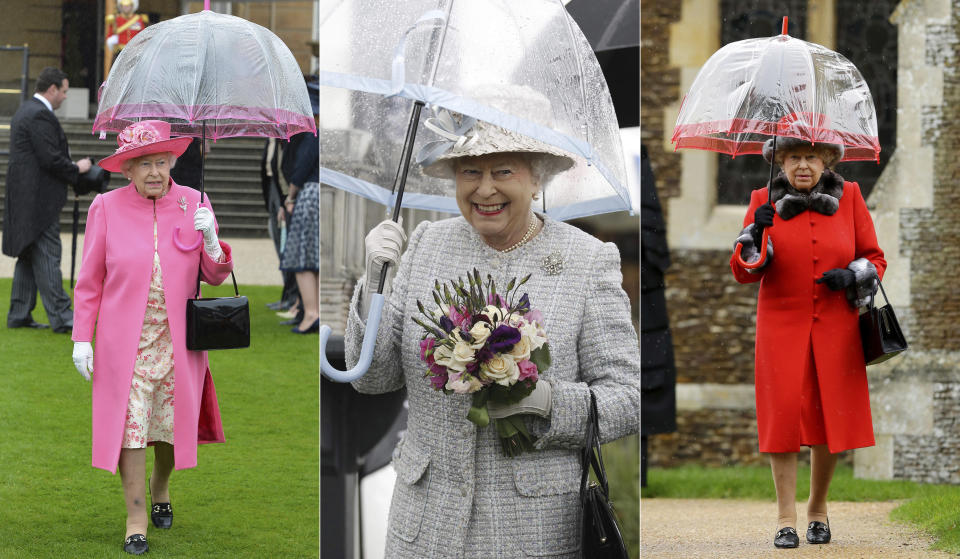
[730,136,885,549]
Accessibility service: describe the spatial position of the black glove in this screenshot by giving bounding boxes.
[751,203,775,246]
[816,268,856,290]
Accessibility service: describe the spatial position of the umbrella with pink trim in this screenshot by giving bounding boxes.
[671,18,879,163]
[94,9,315,142]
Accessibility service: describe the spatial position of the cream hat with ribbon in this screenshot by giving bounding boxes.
[417,85,576,179]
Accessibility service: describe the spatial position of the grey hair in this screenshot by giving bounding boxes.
[447,151,552,187]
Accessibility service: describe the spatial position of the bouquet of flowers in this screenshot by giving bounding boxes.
[413,269,551,457]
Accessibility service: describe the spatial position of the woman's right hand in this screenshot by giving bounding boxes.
[72,342,94,381]
[364,219,407,282]
[752,203,775,246]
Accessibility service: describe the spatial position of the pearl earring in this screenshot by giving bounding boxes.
[533,192,541,201]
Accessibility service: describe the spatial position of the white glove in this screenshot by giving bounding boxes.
[72,342,94,381]
[106,34,119,50]
[488,380,552,419]
[194,207,223,261]
[360,219,406,315]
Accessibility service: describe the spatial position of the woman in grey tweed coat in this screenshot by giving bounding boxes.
[345,110,640,558]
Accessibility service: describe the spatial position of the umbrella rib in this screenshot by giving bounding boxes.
[558,0,591,151]
[243,17,283,136]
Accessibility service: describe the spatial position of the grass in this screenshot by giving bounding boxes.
[602,435,640,559]
[0,279,319,558]
[643,463,960,553]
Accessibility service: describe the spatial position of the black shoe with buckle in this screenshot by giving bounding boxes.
[774,527,799,548]
[806,520,831,544]
[123,534,148,555]
[151,503,173,529]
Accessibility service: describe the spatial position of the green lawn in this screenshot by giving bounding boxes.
[643,464,960,553]
[602,435,640,558]
[0,279,319,558]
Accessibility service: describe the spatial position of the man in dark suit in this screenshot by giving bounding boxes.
[2,67,91,332]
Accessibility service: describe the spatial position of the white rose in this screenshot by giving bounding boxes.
[481,354,520,387]
[452,340,476,367]
[467,322,492,349]
[433,344,466,372]
[507,335,531,362]
[520,322,547,351]
[446,374,482,394]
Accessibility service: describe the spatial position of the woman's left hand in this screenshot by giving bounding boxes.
[194,207,223,260]
[816,268,855,290]
[488,381,553,419]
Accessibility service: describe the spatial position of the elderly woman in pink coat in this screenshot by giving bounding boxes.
[71,120,234,555]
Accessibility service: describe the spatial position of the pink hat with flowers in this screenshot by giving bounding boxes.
[98,120,193,172]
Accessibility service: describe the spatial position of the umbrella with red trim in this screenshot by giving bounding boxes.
[671,17,880,268]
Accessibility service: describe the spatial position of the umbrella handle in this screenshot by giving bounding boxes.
[320,294,384,382]
[734,230,771,270]
[173,227,204,252]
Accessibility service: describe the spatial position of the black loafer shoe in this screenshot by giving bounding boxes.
[7,318,49,329]
[806,520,831,544]
[123,534,148,555]
[774,527,799,548]
[151,502,173,529]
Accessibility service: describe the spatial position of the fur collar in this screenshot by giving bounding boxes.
[769,169,844,220]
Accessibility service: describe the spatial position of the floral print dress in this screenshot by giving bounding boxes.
[121,216,175,448]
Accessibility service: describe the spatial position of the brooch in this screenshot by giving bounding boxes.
[541,251,564,275]
[177,196,188,214]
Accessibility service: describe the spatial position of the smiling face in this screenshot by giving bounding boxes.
[780,145,825,192]
[454,153,538,249]
[126,153,173,199]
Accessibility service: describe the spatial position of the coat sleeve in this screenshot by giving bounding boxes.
[532,242,641,449]
[346,221,430,394]
[730,188,769,284]
[30,110,79,185]
[845,182,886,307]
[198,196,234,285]
[72,195,107,342]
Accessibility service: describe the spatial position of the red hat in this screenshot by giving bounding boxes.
[98,120,193,172]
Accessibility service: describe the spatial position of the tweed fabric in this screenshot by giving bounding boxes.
[346,215,640,558]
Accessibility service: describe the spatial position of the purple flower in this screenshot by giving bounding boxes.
[517,359,538,382]
[487,325,521,353]
[419,337,436,363]
[429,372,447,390]
[439,315,455,333]
[475,345,494,364]
[430,362,447,376]
[516,293,530,313]
[465,360,480,375]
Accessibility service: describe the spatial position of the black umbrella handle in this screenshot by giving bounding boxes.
[377,100,426,295]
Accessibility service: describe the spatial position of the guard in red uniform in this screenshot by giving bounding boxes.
[105,0,148,76]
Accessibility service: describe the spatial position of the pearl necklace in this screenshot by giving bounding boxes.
[499,215,540,253]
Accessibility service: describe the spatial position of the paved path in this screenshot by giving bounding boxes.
[642,499,956,559]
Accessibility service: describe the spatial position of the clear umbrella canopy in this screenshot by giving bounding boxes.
[319,0,632,221]
[672,33,880,162]
[94,10,316,140]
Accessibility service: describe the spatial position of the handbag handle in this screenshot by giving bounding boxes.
[580,391,610,498]
[868,278,890,310]
[194,268,240,299]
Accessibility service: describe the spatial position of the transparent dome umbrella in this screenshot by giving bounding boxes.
[671,17,880,269]
[94,9,317,248]
[318,0,632,381]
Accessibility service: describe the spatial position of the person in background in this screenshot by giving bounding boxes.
[640,145,676,488]
[278,79,319,334]
[3,67,91,333]
[261,136,299,314]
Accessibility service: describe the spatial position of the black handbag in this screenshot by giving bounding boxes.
[859,280,907,366]
[580,392,629,559]
[186,270,250,350]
